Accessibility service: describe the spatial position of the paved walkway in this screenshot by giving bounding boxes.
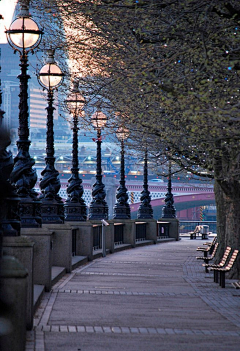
[26,238,240,351]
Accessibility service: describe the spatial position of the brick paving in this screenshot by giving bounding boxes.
[26,238,240,351]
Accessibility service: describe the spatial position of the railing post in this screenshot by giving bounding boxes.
[101,219,109,257]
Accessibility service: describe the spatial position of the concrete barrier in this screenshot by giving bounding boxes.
[0,255,28,351]
[67,222,94,260]
[135,218,157,243]
[158,217,180,240]
[21,228,53,292]
[43,224,73,273]
[2,236,34,330]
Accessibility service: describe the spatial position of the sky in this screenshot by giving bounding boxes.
[0,0,18,43]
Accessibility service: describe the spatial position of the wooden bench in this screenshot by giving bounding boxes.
[196,242,219,269]
[190,225,209,240]
[232,281,240,289]
[202,246,231,273]
[189,225,201,239]
[196,237,217,258]
[210,249,239,288]
[201,232,208,240]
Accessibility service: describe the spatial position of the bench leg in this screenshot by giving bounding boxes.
[220,272,225,288]
[209,246,215,255]
[214,270,218,283]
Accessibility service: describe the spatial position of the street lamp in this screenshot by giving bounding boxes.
[113,126,131,219]
[137,149,153,219]
[162,157,176,218]
[88,110,108,220]
[37,49,64,223]
[64,80,87,221]
[0,85,5,125]
[5,0,43,227]
[0,127,21,236]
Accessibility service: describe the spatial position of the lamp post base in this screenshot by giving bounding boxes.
[19,197,42,228]
[88,203,108,220]
[113,204,131,219]
[0,196,21,235]
[162,205,176,218]
[41,199,64,224]
[64,202,87,222]
[137,204,153,219]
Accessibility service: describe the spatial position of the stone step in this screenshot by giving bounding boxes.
[51,266,66,287]
[135,239,154,247]
[114,243,132,253]
[72,256,88,270]
[33,284,45,313]
[157,237,176,243]
[93,249,111,259]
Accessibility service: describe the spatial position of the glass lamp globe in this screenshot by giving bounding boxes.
[91,111,107,129]
[39,63,63,89]
[7,17,41,49]
[116,126,129,141]
[66,92,85,115]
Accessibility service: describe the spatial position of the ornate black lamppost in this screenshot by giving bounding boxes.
[88,110,108,220]
[137,149,153,219]
[38,49,64,223]
[0,128,21,236]
[0,86,4,125]
[162,158,176,218]
[5,0,43,227]
[64,81,87,221]
[113,126,131,219]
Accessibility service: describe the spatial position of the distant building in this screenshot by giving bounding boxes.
[0,43,70,143]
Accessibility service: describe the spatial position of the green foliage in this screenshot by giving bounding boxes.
[31,0,240,186]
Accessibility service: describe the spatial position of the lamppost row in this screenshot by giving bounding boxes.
[137,149,153,219]
[162,157,176,218]
[64,80,87,221]
[89,110,108,220]
[6,1,43,228]
[113,126,131,219]
[4,1,175,227]
[38,49,64,223]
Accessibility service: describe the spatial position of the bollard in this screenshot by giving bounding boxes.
[101,219,109,257]
[0,255,28,351]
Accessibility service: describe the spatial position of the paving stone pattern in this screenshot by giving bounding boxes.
[26,239,240,351]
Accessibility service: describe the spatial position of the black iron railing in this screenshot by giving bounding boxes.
[114,223,124,245]
[179,221,217,234]
[93,224,102,250]
[157,221,170,238]
[136,222,147,242]
[72,228,77,256]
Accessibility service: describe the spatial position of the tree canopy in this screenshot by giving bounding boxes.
[31,0,240,271]
[32,0,240,169]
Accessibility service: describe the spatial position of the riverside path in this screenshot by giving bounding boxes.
[26,238,240,351]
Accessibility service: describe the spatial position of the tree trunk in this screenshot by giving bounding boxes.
[224,182,240,278]
[215,180,240,278]
[214,181,226,258]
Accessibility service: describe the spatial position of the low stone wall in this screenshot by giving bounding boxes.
[2,236,34,330]
[21,228,54,292]
[0,256,28,351]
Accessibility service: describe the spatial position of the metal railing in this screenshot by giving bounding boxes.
[93,225,102,250]
[136,222,147,242]
[114,223,124,245]
[179,221,217,234]
[157,221,170,238]
[72,228,77,256]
